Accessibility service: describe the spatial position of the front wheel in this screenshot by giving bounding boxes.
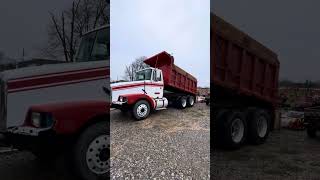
[132,100,150,120]
[72,121,109,180]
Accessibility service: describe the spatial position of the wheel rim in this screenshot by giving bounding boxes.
[137,104,148,118]
[182,98,187,107]
[189,97,194,106]
[257,116,268,138]
[86,135,109,174]
[231,118,244,143]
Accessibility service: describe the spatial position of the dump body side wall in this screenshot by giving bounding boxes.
[211,14,279,107]
[165,65,197,95]
[145,52,197,96]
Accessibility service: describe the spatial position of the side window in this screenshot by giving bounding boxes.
[76,31,97,62]
[152,70,157,81]
[156,70,162,82]
[91,28,109,61]
[76,27,109,62]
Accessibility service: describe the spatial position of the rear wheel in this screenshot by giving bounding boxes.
[132,100,150,120]
[187,96,195,107]
[72,121,109,180]
[178,96,187,109]
[247,109,270,145]
[220,111,247,149]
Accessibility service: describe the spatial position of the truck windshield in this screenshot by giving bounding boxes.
[135,69,152,81]
[76,27,109,62]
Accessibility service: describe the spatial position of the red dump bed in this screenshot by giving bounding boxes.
[144,51,197,95]
[211,14,280,106]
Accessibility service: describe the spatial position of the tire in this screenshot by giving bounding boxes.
[307,126,317,138]
[213,109,228,147]
[247,109,270,145]
[220,111,247,149]
[178,96,187,109]
[132,100,150,120]
[187,96,195,107]
[72,121,109,180]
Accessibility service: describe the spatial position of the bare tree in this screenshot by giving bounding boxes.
[42,0,109,61]
[124,56,149,81]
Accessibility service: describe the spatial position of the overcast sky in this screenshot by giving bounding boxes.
[111,0,210,87]
[0,0,70,60]
[212,0,320,82]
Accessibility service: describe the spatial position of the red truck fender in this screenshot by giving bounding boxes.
[25,100,109,134]
[121,94,155,109]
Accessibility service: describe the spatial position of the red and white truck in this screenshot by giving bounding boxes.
[111,51,197,120]
[0,26,109,180]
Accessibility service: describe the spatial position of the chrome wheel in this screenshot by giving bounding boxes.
[257,116,268,138]
[231,118,244,143]
[189,97,194,106]
[181,98,187,108]
[137,104,148,118]
[86,135,109,174]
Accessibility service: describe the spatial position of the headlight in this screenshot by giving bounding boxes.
[118,96,127,102]
[31,112,55,128]
[31,112,41,128]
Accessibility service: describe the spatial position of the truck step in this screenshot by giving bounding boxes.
[155,108,167,110]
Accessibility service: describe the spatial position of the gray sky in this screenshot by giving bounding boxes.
[0,0,71,60]
[111,0,210,87]
[212,0,320,82]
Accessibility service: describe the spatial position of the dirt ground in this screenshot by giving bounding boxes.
[212,129,320,180]
[110,103,210,179]
[0,151,76,180]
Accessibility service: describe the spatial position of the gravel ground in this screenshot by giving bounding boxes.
[0,151,76,180]
[212,129,320,180]
[110,103,210,179]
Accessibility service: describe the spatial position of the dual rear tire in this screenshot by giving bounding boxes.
[177,96,195,109]
[215,109,270,149]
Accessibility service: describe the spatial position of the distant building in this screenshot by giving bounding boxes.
[197,87,210,96]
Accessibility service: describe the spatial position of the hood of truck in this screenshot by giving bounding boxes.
[111,81,148,102]
[0,60,109,132]
[0,61,108,82]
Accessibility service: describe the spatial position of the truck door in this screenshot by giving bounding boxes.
[150,69,164,99]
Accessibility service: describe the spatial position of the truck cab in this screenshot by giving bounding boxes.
[112,67,164,102]
[1,26,110,180]
[111,67,168,120]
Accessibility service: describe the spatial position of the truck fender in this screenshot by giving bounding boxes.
[26,101,109,135]
[122,94,155,109]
